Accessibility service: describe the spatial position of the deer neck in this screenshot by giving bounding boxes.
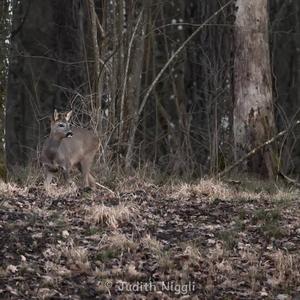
[46,134,63,161]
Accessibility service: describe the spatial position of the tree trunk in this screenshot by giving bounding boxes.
[0,0,9,179]
[233,0,276,178]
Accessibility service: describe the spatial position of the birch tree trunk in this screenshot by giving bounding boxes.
[233,0,276,178]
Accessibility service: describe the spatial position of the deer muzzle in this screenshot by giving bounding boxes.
[66,131,73,138]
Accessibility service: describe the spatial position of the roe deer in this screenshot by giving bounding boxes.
[41,109,99,190]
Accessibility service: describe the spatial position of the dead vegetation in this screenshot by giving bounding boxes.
[0,178,300,299]
[85,202,136,229]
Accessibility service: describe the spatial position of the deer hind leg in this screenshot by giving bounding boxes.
[80,156,95,189]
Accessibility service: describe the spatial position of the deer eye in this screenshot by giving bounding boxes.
[58,123,65,128]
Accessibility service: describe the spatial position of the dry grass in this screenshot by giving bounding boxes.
[115,176,156,193]
[157,251,176,273]
[103,232,137,253]
[272,189,299,202]
[62,244,91,274]
[2,173,300,298]
[44,241,91,276]
[44,182,79,197]
[166,178,298,203]
[44,261,72,279]
[0,181,29,197]
[182,245,202,265]
[167,179,233,201]
[125,263,147,281]
[172,244,203,280]
[271,251,300,288]
[85,202,136,229]
[141,234,163,255]
[5,161,298,203]
[0,176,80,199]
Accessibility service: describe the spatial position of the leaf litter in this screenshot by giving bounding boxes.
[0,180,300,299]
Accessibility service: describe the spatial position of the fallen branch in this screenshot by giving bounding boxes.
[217,120,300,178]
[278,171,300,188]
[95,182,115,195]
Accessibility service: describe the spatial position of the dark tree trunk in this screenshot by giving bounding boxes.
[6,0,88,171]
[270,0,300,174]
[0,0,9,179]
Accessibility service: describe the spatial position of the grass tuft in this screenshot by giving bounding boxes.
[85,202,136,229]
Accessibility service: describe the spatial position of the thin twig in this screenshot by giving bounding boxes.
[95,182,115,195]
[120,10,144,135]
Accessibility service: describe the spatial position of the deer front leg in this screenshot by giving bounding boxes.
[44,170,54,191]
[61,165,71,185]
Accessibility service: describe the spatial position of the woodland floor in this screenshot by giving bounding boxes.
[1,178,300,299]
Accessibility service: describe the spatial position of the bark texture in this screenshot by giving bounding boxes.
[233,0,276,178]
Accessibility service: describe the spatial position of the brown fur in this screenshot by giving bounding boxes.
[41,110,99,190]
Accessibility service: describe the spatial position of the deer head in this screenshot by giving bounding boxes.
[50,109,73,140]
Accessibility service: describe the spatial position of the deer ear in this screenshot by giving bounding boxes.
[53,109,59,122]
[65,110,72,121]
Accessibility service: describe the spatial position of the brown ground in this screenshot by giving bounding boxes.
[1,179,300,299]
